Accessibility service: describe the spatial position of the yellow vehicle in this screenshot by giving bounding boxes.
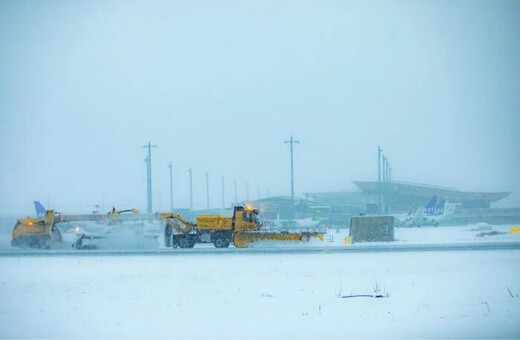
[163,205,324,248]
[11,210,62,249]
[12,205,324,249]
[11,208,144,249]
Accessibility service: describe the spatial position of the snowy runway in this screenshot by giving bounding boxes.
[1,249,519,338]
[1,241,519,257]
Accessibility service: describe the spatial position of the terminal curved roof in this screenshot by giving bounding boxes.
[352,181,510,203]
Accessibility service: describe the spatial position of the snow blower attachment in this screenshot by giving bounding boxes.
[11,210,62,249]
[11,205,325,249]
[11,208,148,249]
[163,205,325,248]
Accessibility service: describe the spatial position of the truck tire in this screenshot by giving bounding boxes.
[39,235,51,249]
[73,238,83,249]
[171,236,179,248]
[164,226,173,247]
[178,235,195,248]
[213,233,231,248]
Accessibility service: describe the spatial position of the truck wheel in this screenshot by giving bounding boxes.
[213,235,230,248]
[73,238,83,249]
[164,227,173,247]
[39,236,51,249]
[178,235,195,248]
[171,237,179,248]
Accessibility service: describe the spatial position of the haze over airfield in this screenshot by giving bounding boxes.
[1,0,519,214]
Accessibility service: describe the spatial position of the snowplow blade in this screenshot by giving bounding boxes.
[233,231,324,248]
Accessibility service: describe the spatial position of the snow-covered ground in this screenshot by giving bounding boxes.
[1,224,520,338]
[325,223,519,246]
[1,223,519,251]
[1,250,519,338]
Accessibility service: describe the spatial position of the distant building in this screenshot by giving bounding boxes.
[249,196,312,220]
[206,181,512,227]
[351,180,510,211]
[302,181,511,226]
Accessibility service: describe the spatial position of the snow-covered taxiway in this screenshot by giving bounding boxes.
[1,223,519,338]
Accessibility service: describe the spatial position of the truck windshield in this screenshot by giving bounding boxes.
[242,212,257,223]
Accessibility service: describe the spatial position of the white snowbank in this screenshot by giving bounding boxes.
[2,223,519,251]
[325,224,520,246]
[0,250,519,338]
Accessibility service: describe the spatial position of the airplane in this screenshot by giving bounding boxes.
[399,196,459,227]
[423,195,446,215]
[34,201,46,217]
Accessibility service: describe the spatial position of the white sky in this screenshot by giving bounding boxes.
[1,0,519,214]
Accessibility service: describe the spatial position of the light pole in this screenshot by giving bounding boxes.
[233,180,237,205]
[168,162,173,211]
[221,176,225,209]
[388,164,392,214]
[383,156,387,183]
[383,155,387,214]
[205,172,210,210]
[143,142,157,213]
[284,136,300,202]
[188,167,193,211]
[378,146,382,214]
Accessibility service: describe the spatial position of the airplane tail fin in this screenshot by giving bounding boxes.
[34,201,46,217]
[435,199,446,215]
[424,196,447,216]
[424,195,438,214]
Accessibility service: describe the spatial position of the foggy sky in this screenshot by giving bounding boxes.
[1,0,519,214]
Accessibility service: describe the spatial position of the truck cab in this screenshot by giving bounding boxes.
[233,205,261,232]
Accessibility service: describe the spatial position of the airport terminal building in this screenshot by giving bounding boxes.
[249,181,514,227]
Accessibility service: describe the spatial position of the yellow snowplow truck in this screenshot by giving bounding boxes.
[12,205,324,249]
[163,205,324,248]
